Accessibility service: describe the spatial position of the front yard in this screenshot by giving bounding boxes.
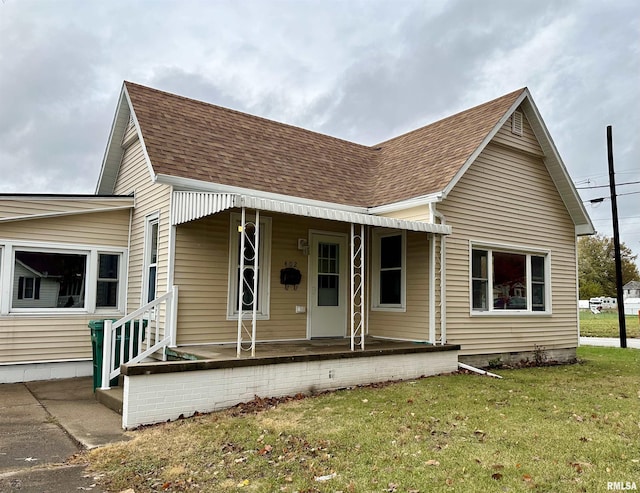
[86,346,640,492]
[580,310,640,338]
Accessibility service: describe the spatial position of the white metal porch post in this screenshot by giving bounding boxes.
[251,209,260,357]
[236,207,259,357]
[350,223,365,350]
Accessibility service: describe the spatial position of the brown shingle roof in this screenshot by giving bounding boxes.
[372,89,524,205]
[125,82,524,208]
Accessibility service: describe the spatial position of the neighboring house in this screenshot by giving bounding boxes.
[1,82,594,426]
[623,280,640,300]
[12,258,60,309]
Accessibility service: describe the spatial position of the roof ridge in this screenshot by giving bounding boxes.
[124,81,373,151]
[375,88,526,147]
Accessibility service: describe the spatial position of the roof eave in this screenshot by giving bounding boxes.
[367,192,444,214]
[171,191,452,235]
[95,82,157,195]
[440,88,594,236]
[441,89,529,199]
[156,173,370,214]
[520,94,595,236]
[95,83,129,195]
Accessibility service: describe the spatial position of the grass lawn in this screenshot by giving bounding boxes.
[580,310,640,338]
[86,347,640,492]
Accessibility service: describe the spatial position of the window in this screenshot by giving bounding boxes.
[144,216,159,303]
[12,250,87,309]
[471,245,549,314]
[372,229,405,310]
[0,243,125,314]
[18,276,39,300]
[227,213,272,319]
[97,253,120,308]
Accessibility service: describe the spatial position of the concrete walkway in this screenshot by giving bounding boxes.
[580,336,640,349]
[0,376,130,492]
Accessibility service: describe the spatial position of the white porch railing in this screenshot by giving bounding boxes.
[100,286,178,390]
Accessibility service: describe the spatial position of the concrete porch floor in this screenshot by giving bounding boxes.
[166,337,450,362]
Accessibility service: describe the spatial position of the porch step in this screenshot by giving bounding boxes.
[96,386,124,415]
[165,346,202,361]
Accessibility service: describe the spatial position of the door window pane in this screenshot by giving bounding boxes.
[318,242,339,306]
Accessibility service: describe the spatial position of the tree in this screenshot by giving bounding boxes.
[578,234,640,299]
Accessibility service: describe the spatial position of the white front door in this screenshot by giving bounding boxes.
[308,232,348,338]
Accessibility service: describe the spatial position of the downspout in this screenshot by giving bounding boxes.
[428,232,436,344]
[430,203,447,345]
[167,187,178,349]
[125,195,134,315]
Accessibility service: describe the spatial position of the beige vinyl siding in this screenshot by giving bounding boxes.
[0,316,102,364]
[492,108,544,157]
[381,205,432,222]
[122,120,138,147]
[438,134,578,355]
[367,231,433,341]
[113,139,171,313]
[0,209,131,364]
[174,212,349,344]
[0,198,133,220]
[0,210,130,247]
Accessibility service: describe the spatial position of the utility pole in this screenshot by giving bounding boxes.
[607,125,627,348]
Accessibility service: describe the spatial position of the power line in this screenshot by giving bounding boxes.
[573,169,638,182]
[591,215,640,221]
[582,190,640,203]
[576,180,640,189]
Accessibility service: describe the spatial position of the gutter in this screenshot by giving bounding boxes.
[459,362,503,379]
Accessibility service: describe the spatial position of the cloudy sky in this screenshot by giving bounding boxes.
[1,0,639,263]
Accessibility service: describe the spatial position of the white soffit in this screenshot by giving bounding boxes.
[172,191,451,234]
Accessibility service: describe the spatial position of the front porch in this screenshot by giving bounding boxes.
[165,337,456,362]
[99,338,459,429]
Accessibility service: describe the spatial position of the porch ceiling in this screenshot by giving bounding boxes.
[171,191,452,234]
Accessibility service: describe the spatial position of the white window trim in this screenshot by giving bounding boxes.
[226,212,272,320]
[0,239,127,316]
[371,228,406,312]
[95,251,127,312]
[469,240,551,316]
[142,213,160,306]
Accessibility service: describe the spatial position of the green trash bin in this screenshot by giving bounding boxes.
[89,319,147,391]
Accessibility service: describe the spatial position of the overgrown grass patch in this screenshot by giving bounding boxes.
[580,310,640,338]
[87,347,640,492]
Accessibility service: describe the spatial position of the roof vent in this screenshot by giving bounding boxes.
[511,111,523,136]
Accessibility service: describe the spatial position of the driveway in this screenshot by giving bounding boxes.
[0,377,129,493]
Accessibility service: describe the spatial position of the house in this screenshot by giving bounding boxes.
[623,280,640,300]
[0,82,594,427]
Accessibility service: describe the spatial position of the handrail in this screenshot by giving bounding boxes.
[100,286,178,390]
